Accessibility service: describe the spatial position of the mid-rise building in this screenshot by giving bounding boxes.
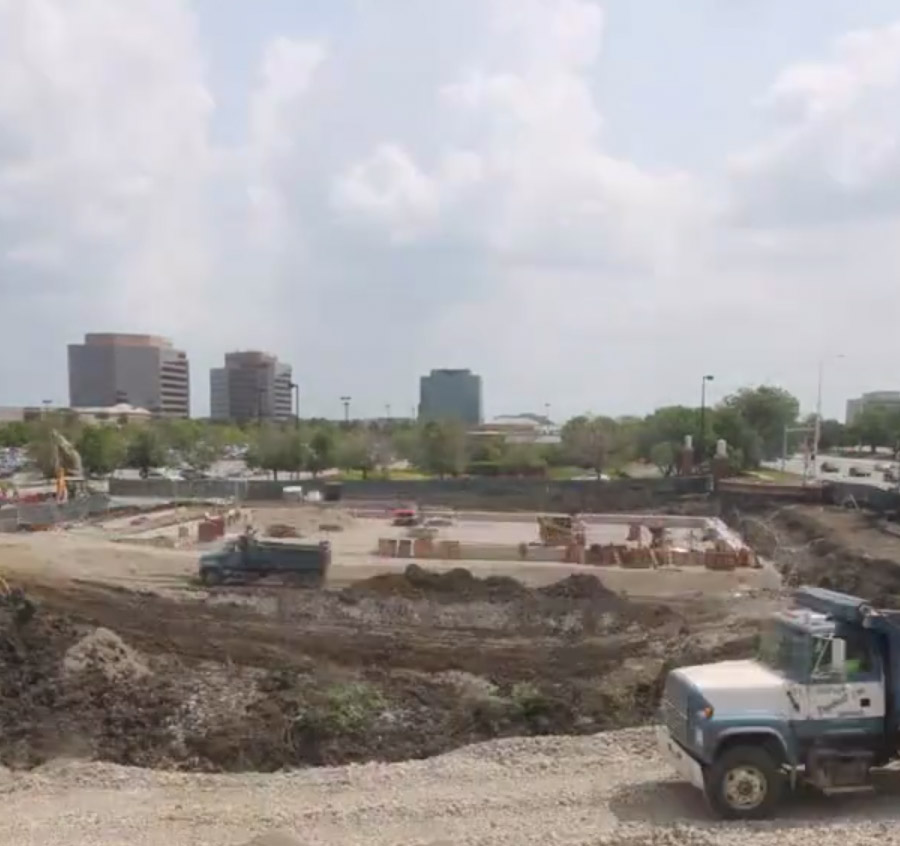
[67,333,190,418]
[845,391,900,425]
[210,351,293,422]
[418,368,482,426]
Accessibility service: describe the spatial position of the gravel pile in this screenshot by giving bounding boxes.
[1,727,898,846]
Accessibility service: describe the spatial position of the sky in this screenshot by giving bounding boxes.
[2,0,900,421]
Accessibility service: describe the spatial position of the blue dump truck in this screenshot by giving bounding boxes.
[657,586,900,819]
[198,532,331,587]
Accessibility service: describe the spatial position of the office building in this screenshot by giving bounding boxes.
[210,351,293,422]
[68,333,190,418]
[845,391,900,425]
[418,368,482,426]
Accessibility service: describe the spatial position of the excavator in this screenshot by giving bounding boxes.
[49,429,88,503]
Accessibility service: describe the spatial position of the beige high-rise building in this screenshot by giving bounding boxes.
[210,351,293,422]
[67,333,190,418]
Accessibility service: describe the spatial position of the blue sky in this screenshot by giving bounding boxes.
[2,0,900,420]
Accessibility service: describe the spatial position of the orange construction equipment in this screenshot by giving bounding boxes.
[538,514,586,546]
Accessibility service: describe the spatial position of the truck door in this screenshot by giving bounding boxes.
[805,632,885,730]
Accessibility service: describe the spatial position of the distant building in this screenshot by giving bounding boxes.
[210,351,293,423]
[68,333,190,418]
[73,403,154,425]
[470,415,562,445]
[418,369,482,426]
[845,391,900,425]
[0,403,152,424]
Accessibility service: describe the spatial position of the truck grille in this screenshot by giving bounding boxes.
[662,674,690,747]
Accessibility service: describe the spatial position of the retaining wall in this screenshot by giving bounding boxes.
[109,475,712,511]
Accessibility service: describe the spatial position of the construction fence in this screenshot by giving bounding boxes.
[108,475,712,511]
[13,493,112,530]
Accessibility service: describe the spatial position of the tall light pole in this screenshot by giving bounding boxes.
[698,374,715,464]
[340,395,351,425]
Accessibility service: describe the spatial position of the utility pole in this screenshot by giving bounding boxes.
[698,374,714,465]
[385,403,392,420]
[340,395,351,425]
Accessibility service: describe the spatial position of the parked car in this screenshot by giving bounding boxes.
[820,460,840,473]
[848,465,871,478]
[884,467,898,483]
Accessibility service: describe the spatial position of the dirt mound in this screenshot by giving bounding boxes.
[266,524,299,538]
[538,573,619,603]
[62,628,149,681]
[343,563,529,603]
[0,596,181,769]
[0,576,750,775]
[744,506,900,607]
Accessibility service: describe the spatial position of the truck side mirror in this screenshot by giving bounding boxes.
[831,638,847,678]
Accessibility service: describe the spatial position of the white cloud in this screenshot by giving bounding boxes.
[729,21,900,226]
[4,0,900,419]
[0,0,215,338]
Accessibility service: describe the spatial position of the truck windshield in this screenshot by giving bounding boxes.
[757,620,808,676]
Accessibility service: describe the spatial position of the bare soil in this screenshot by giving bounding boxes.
[0,561,765,774]
[733,504,900,606]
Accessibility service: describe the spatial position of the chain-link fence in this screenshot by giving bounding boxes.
[109,477,253,501]
[16,493,112,528]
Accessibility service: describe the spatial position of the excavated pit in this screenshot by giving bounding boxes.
[0,566,760,773]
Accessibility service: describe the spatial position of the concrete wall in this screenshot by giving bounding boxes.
[108,475,711,510]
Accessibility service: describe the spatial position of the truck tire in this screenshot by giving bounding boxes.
[200,568,223,587]
[704,745,785,820]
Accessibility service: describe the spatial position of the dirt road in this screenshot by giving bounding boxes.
[2,728,899,846]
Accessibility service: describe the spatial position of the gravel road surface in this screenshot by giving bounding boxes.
[2,728,899,846]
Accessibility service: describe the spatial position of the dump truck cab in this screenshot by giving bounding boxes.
[658,587,900,819]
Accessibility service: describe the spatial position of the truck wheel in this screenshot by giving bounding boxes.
[200,569,223,587]
[704,745,785,820]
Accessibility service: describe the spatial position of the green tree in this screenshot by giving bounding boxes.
[245,426,299,480]
[649,441,677,476]
[0,421,30,448]
[125,427,166,478]
[711,406,763,470]
[77,425,126,477]
[336,430,378,479]
[813,417,850,453]
[850,406,892,453]
[561,415,633,476]
[639,406,699,461]
[27,426,62,479]
[499,442,547,477]
[309,429,337,477]
[721,386,800,460]
[418,420,467,478]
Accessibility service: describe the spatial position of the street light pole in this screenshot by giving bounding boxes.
[811,354,845,481]
[340,395,351,425]
[698,374,714,464]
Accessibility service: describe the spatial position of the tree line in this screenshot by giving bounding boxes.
[0,384,887,481]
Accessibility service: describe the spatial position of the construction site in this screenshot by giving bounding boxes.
[3,479,900,844]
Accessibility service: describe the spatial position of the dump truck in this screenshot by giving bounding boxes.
[198,532,331,587]
[657,586,900,819]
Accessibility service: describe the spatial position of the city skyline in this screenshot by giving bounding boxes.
[3,2,900,422]
[3,327,894,423]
